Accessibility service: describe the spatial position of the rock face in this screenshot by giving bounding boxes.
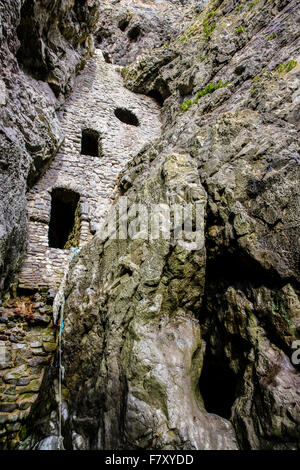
[94,0,197,66]
[0,0,99,292]
[1,0,300,451]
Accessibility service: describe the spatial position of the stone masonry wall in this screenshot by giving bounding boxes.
[0,292,56,449]
[18,49,161,290]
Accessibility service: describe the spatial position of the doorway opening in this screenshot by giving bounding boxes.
[48,188,80,249]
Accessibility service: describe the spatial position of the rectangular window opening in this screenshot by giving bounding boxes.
[48,188,80,249]
[81,129,101,157]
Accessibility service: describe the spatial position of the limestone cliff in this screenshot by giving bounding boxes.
[0,0,300,451]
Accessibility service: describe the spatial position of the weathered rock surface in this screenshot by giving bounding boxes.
[120,0,300,449]
[0,0,99,292]
[95,0,198,66]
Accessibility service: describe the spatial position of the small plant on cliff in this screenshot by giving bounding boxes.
[180,80,230,112]
[248,0,259,10]
[252,68,266,81]
[235,25,246,34]
[203,11,217,39]
[277,60,298,73]
[181,99,193,112]
[177,10,218,43]
[267,32,276,40]
[194,80,229,101]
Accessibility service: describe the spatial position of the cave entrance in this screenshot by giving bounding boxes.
[199,347,238,420]
[48,188,80,249]
[81,129,101,157]
[114,108,139,126]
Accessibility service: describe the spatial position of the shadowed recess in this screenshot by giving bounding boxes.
[148,89,164,106]
[128,25,141,42]
[118,18,130,32]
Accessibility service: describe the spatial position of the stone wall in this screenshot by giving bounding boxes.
[0,292,56,449]
[18,50,161,290]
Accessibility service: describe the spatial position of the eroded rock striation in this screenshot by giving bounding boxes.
[0,0,300,451]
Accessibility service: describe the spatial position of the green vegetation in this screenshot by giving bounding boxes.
[252,68,266,81]
[248,0,259,10]
[203,11,217,39]
[235,26,246,34]
[267,32,276,40]
[181,80,230,112]
[277,60,298,73]
[177,10,219,43]
[181,99,193,112]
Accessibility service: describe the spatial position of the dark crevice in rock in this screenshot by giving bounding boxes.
[16,0,47,80]
[127,25,142,42]
[118,18,130,32]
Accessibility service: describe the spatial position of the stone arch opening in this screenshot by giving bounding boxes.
[114,108,139,126]
[48,188,80,249]
[81,129,101,157]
